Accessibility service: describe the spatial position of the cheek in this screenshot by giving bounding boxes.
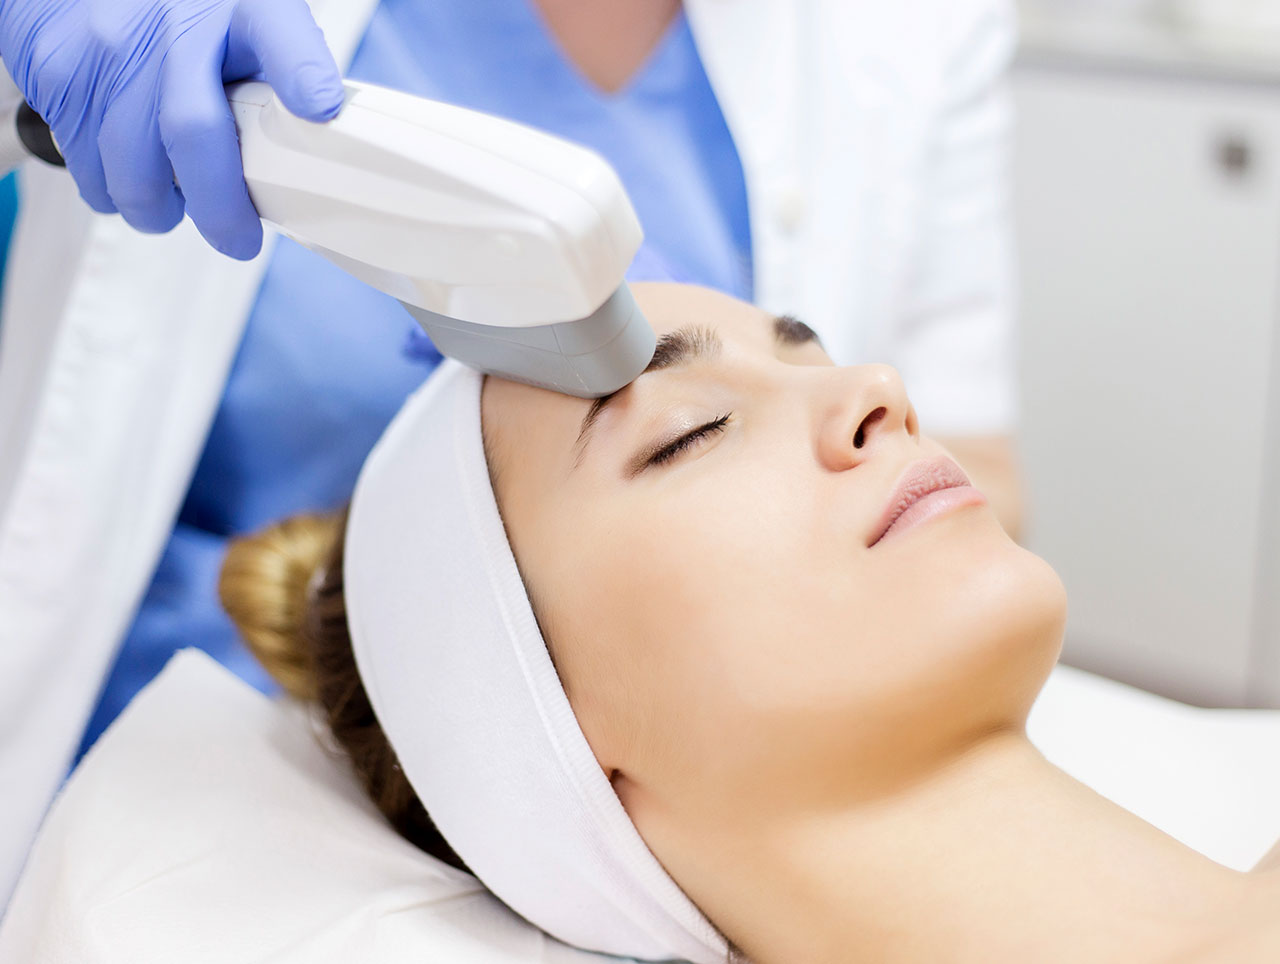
[559,467,866,781]
[634,521,1066,805]
[543,464,1066,807]
[842,529,1067,768]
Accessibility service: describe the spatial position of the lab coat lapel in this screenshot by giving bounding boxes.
[682,0,802,315]
[682,0,922,367]
[0,0,380,909]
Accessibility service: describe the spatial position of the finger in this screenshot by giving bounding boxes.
[158,35,262,260]
[25,41,116,213]
[224,0,344,121]
[98,80,184,234]
[53,120,116,215]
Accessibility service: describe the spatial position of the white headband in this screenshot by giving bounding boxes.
[345,361,729,963]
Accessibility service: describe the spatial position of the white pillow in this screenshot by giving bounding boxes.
[1029,663,1280,871]
[0,649,636,964]
[4,650,1280,962]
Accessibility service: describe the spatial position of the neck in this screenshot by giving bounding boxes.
[530,0,681,94]
[681,731,1267,963]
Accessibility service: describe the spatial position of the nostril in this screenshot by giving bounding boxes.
[853,407,887,449]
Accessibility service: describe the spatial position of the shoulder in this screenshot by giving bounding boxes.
[1168,888,1280,963]
[1251,839,1280,873]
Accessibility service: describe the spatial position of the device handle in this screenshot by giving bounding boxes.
[14,103,64,166]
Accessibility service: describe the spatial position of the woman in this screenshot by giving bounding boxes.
[0,0,1021,904]
[220,283,1280,963]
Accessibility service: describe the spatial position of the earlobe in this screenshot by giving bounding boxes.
[609,768,634,808]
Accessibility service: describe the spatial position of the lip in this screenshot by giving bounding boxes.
[867,456,986,547]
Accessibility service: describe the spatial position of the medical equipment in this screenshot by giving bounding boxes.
[1,81,655,398]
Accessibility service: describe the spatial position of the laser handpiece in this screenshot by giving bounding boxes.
[3,80,657,398]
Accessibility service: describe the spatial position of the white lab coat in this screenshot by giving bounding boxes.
[0,0,1016,907]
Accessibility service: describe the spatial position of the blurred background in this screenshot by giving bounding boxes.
[1014,0,1280,706]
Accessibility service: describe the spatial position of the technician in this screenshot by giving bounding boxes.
[0,0,1021,905]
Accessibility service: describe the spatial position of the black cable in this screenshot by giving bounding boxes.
[16,102,64,167]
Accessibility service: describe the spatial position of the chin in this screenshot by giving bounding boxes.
[953,517,1065,627]
[903,524,1068,730]
[963,542,1067,720]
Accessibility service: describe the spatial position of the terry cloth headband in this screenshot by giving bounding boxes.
[344,360,729,964]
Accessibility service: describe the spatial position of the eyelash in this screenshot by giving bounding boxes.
[647,413,732,467]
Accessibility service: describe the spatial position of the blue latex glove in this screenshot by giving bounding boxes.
[0,0,344,259]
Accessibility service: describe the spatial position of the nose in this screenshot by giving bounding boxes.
[814,364,918,471]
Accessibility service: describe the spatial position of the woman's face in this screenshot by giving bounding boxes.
[482,283,1065,838]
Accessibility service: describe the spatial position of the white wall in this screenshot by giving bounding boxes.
[1013,35,1280,706]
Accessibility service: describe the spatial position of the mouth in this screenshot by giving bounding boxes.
[867,456,985,548]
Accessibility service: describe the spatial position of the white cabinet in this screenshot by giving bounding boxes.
[1014,55,1280,706]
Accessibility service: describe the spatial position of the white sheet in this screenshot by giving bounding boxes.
[0,650,621,963]
[1,649,1277,962]
[1029,664,1280,870]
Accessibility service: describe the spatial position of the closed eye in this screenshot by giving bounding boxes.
[574,314,821,471]
[637,414,732,473]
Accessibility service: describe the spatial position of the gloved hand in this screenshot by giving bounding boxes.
[0,0,344,259]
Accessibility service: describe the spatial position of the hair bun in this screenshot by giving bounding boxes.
[219,513,344,701]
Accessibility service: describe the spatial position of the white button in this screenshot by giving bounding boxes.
[773,186,807,233]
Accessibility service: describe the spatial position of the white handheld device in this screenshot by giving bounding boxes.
[227,81,655,397]
[3,80,657,398]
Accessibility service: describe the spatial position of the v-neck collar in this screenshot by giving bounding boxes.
[514,1,690,105]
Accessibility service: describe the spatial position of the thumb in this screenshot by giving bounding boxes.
[224,0,344,121]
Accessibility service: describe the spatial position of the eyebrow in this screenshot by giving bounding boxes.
[572,314,820,463]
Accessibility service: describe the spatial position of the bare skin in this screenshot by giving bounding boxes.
[531,0,682,95]
[481,283,1280,963]
[1255,840,1280,873]
[936,434,1024,540]
[530,0,1027,536]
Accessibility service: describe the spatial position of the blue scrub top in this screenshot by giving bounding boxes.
[74,0,752,761]
[0,172,18,290]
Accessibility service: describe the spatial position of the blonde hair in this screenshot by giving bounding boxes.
[218,509,465,870]
[219,513,339,702]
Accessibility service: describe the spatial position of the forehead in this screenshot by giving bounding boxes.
[624,281,775,341]
[479,284,795,512]
[483,283,776,431]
